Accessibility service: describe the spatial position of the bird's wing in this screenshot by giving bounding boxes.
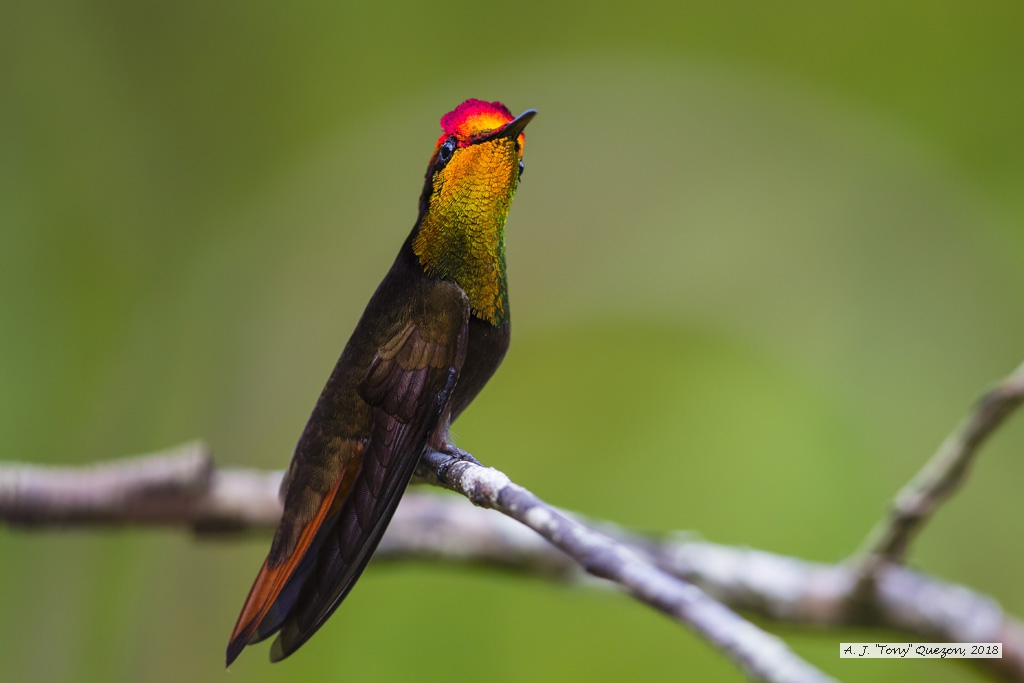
[225,435,364,665]
[263,280,469,661]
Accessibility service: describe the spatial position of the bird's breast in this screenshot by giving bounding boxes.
[448,317,510,421]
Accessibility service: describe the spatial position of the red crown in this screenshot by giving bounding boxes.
[440,99,514,140]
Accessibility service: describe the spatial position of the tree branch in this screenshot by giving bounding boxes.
[416,448,835,683]
[378,493,1024,682]
[4,355,1022,683]
[5,355,1024,682]
[0,442,283,531]
[0,447,833,683]
[6,442,1024,681]
[854,361,1024,591]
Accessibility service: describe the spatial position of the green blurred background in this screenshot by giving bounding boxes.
[2,2,1023,681]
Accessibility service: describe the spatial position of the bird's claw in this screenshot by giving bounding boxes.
[441,445,481,467]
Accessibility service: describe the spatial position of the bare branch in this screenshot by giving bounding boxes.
[6,428,1024,681]
[855,361,1024,587]
[380,488,587,582]
[653,541,1024,682]
[0,443,283,531]
[417,448,835,683]
[379,494,1024,681]
[0,447,832,683]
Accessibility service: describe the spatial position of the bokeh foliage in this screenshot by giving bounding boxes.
[1,2,1023,681]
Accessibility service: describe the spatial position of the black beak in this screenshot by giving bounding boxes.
[496,109,537,140]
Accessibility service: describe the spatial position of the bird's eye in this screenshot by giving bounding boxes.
[518,161,525,179]
[437,138,456,165]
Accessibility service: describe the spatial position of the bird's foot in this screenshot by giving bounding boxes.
[415,444,481,487]
[439,445,481,467]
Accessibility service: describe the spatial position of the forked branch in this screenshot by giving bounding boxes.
[854,362,1024,592]
[3,362,1024,681]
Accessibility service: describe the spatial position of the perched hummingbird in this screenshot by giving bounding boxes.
[226,99,535,664]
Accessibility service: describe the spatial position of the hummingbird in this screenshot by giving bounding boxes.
[226,99,535,664]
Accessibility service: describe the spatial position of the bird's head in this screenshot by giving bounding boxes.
[413,99,535,325]
[417,99,535,223]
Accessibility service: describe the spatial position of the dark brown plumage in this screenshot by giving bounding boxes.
[226,100,534,664]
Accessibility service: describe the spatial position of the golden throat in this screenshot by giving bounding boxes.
[412,137,520,326]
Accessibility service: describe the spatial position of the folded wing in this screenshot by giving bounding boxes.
[226,280,470,664]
